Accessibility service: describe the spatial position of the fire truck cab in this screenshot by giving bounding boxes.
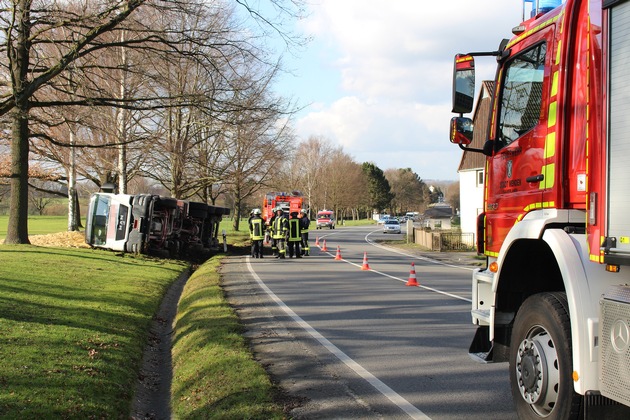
[450,0,630,418]
[261,191,304,222]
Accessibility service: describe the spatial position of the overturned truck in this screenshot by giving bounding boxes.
[85,191,229,258]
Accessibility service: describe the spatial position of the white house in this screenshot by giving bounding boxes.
[421,203,454,230]
[457,81,494,241]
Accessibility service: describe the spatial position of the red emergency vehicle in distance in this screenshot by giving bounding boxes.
[261,191,303,222]
[316,210,335,229]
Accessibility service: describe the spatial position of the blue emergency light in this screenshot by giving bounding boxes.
[524,0,563,19]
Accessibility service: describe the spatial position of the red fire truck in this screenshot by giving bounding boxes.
[261,191,304,222]
[450,0,630,418]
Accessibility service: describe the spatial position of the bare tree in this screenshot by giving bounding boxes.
[283,136,334,213]
[0,0,308,244]
[223,85,296,230]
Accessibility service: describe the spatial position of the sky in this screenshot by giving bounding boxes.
[270,0,527,181]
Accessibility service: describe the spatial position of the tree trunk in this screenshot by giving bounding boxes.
[6,108,31,244]
[5,0,31,244]
[232,204,241,231]
[117,31,128,194]
[68,129,79,231]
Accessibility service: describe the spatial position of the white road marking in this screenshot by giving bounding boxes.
[365,230,476,272]
[317,233,473,303]
[246,258,432,420]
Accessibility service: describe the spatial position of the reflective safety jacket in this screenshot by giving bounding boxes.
[288,218,301,241]
[249,217,264,240]
[272,215,288,239]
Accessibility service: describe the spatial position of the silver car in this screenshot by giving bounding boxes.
[383,219,401,234]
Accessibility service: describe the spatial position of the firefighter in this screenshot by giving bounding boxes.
[267,207,278,256]
[247,209,255,241]
[287,211,302,258]
[299,208,310,256]
[271,207,288,258]
[249,208,265,258]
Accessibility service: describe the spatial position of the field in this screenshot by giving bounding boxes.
[0,215,72,241]
[0,218,285,417]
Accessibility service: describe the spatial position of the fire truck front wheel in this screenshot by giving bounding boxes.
[509,292,581,420]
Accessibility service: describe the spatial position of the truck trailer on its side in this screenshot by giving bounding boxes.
[85,189,229,259]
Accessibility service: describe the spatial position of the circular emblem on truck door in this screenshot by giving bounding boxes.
[611,319,630,354]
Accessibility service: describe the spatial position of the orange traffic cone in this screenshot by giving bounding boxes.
[361,252,370,270]
[315,236,320,246]
[321,239,328,252]
[406,262,419,286]
[334,245,342,260]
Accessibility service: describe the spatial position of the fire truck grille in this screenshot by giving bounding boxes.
[600,285,630,406]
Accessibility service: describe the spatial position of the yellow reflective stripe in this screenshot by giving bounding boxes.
[544,132,556,159]
[516,201,557,223]
[539,164,555,189]
[486,251,499,257]
[556,41,562,65]
[589,236,604,263]
[551,72,559,97]
[548,101,557,128]
[506,15,560,48]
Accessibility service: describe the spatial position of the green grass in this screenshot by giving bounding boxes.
[171,257,284,419]
[0,215,74,241]
[0,221,282,418]
[0,245,187,417]
[0,215,377,418]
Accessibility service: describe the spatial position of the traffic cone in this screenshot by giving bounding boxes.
[406,262,419,286]
[321,239,328,252]
[361,252,370,270]
[315,236,320,246]
[334,245,342,260]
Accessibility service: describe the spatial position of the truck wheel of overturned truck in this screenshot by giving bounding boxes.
[509,292,581,419]
[155,196,178,209]
[188,202,208,219]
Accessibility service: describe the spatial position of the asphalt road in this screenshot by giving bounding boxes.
[222,225,518,419]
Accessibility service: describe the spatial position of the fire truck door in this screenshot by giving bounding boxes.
[485,30,555,255]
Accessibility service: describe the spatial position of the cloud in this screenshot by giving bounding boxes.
[288,0,524,179]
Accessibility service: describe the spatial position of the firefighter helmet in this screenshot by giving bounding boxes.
[253,208,261,215]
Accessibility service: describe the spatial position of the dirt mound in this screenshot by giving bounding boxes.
[29,231,91,248]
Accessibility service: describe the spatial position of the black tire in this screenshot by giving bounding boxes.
[509,292,581,419]
[155,196,178,210]
[188,201,208,219]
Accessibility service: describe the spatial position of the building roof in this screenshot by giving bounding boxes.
[423,205,453,219]
[458,81,495,172]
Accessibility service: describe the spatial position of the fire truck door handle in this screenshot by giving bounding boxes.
[526,174,544,183]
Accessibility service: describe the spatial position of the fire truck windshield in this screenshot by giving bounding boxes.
[497,42,546,147]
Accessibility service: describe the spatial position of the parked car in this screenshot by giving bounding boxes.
[382,219,401,234]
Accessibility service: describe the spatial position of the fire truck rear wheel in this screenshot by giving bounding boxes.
[509,292,581,420]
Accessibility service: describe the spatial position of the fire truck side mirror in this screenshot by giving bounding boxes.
[452,54,475,114]
[450,117,473,145]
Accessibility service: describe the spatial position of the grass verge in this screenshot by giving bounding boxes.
[171,254,284,419]
[0,245,187,417]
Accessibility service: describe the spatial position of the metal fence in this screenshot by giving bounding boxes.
[413,228,475,252]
